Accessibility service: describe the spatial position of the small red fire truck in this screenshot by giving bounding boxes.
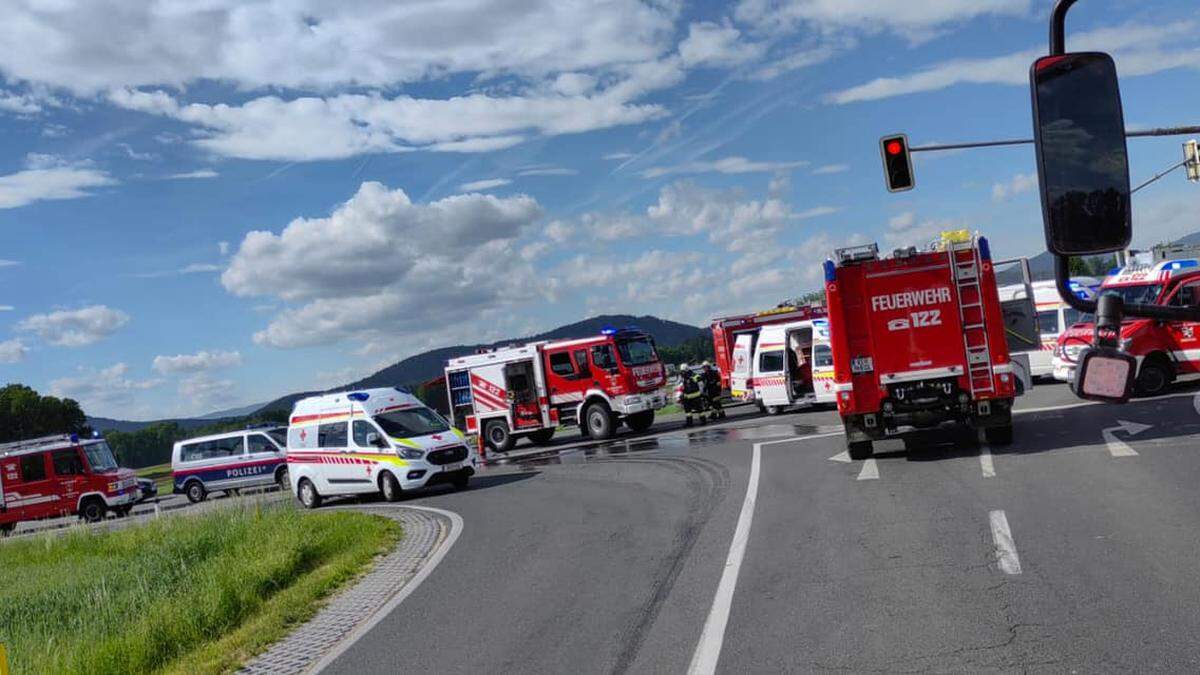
[824,233,1017,459]
[0,433,140,534]
[1054,257,1200,395]
[444,328,668,451]
[710,304,827,394]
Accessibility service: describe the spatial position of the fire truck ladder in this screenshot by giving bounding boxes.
[949,242,995,397]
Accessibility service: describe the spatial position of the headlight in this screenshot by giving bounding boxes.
[397,448,425,460]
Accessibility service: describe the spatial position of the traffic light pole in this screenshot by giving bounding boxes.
[908,126,1200,153]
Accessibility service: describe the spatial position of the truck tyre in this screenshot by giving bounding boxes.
[297,478,322,509]
[185,481,207,504]
[1136,359,1171,397]
[626,410,654,433]
[484,420,515,452]
[765,405,782,416]
[379,471,402,502]
[528,428,556,445]
[984,424,1014,446]
[848,440,873,461]
[584,403,616,440]
[80,498,107,523]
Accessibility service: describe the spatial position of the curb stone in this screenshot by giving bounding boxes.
[240,506,450,674]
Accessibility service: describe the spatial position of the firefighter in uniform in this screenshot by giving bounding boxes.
[679,364,706,426]
[701,361,725,419]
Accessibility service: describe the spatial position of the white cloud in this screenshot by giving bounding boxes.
[813,163,849,175]
[49,363,162,413]
[0,155,116,209]
[0,1,678,94]
[166,169,218,180]
[0,306,13,312]
[884,211,961,248]
[0,91,42,115]
[152,350,242,375]
[517,167,578,177]
[678,22,765,68]
[0,259,18,268]
[827,21,1200,104]
[604,152,636,160]
[0,339,26,364]
[795,206,841,219]
[992,172,1037,202]
[222,181,546,348]
[180,263,222,274]
[642,156,807,178]
[177,373,239,414]
[118,143,157,161]
[16,305,130,347]
[458,178,512,192]
[736,0,1030,41]
[218,241,231,256]
[750,42,845,81]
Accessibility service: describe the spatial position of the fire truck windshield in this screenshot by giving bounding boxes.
[1101,284,1163,306]
[84,441,119,473]
[374,408,450,437]
[616,338,658,366]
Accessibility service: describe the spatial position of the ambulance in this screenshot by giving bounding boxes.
[286,387,477,508]
[996,278,1099,378]
[711,304,827,398]
[825,232,1017,459]
[747,318,836,414]
[0,433,140,534]
[444,328,667,452]
[1053,258,1200,395]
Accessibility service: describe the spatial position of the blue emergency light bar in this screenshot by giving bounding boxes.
[600,325,617,335]
[347,392,370,402]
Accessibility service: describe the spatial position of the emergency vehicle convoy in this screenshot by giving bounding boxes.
[0,433,139,534]
[286,387,476,508]
[740,318,836,414]
[1054,258,1200,395]
[824,232,1017,459]
[710,304,827,398]
[444,328,667,451]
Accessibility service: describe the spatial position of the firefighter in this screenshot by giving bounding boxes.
[702,361,725,419]
[679,365,705,426]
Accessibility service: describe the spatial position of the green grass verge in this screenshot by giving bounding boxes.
[135,462,174,494]
[0,504,400,674]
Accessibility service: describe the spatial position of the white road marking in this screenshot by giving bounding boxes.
[310,504,463,674]
[1102,419,1151,457]
[828,450,851,463]
[688,436,808,675]
[989,510,1022,575]
[979,445,995,478]
[856,458,879,480]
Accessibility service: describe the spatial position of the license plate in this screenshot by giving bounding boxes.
[851,356,874,374]
[442,461,463,472]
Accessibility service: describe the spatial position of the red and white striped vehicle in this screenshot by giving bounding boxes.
[444,328,667,452]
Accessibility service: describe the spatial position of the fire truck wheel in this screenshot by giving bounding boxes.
[185,481,207,504]
[528,428,556,445]
[584,403,616,440]
[984,424,1014,446]
[379,471,402,502]
[847,440,873,461]
[765,405,782,416]
[1135,359,1171,397]
[626,410,654,433]
[297,478,323,509]
[484,420,515,452]
[80,498,107,523]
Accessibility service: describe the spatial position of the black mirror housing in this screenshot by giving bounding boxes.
[1070,346,1136,403]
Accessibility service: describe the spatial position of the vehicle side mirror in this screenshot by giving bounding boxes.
[1031,52,1131,256]
[365,432,386,448]
[1071,346,1136,403]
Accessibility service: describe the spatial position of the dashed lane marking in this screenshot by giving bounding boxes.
[989,510,1022,575]
[979,445,995,478]
[856,458,879,480]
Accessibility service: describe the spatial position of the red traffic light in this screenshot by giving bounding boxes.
[886,140,903,156]
[879,134,914,193]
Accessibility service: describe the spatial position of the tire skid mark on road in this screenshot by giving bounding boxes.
[989,510,1022,575]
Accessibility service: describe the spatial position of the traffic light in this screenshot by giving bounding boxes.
[1184,139,1200,183]
[880,134,914,192]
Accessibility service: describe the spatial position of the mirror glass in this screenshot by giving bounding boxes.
[1031,52,1131,255]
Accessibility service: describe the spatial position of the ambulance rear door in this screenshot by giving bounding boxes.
[753,327,789,407]
[811,321,836,403]
[730,333,756,400]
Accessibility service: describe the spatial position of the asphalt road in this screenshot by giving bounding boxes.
[325,379,1200,672]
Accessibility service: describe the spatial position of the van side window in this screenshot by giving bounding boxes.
[759,351,784,373]
[812,345,834,368]
[212,436,245,458]
[319,422,348,448]
[548,351,575,376]
[20,454,46,482]
[573,349,591,377]
[352,421,378,447]
[52,448,84,476]
[1036,310,1059,336]
[248,434,277,455]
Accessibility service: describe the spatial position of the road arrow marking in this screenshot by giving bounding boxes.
[1102,419,1151,457]
[828,450,851,463]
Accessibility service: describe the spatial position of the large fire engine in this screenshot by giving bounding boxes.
[0,433,140,534]
[444,328,668,452]
[1054,257,1200,395]
[825,233,1017,459]
[710,304,826,396]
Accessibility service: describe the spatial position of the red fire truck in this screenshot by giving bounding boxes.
[710,304,827,394]
[824,233,1017,459]
[444,328,668,452]
[0,433,140,534]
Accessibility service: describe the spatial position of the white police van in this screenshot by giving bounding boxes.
[172,426,289,503]
[286,387,478,508]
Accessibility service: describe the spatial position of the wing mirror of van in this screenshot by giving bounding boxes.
[1030,52,1131,256]
[365,432,387,448]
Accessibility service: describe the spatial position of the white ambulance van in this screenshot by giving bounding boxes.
[997,277,1099,378]
[750,319,836,414]
[286,387,477,508]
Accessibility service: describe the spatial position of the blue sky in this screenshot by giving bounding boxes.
[0,0,1197,419]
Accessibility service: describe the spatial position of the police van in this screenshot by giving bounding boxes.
[287,387,477,508]
[172,427,288,503]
